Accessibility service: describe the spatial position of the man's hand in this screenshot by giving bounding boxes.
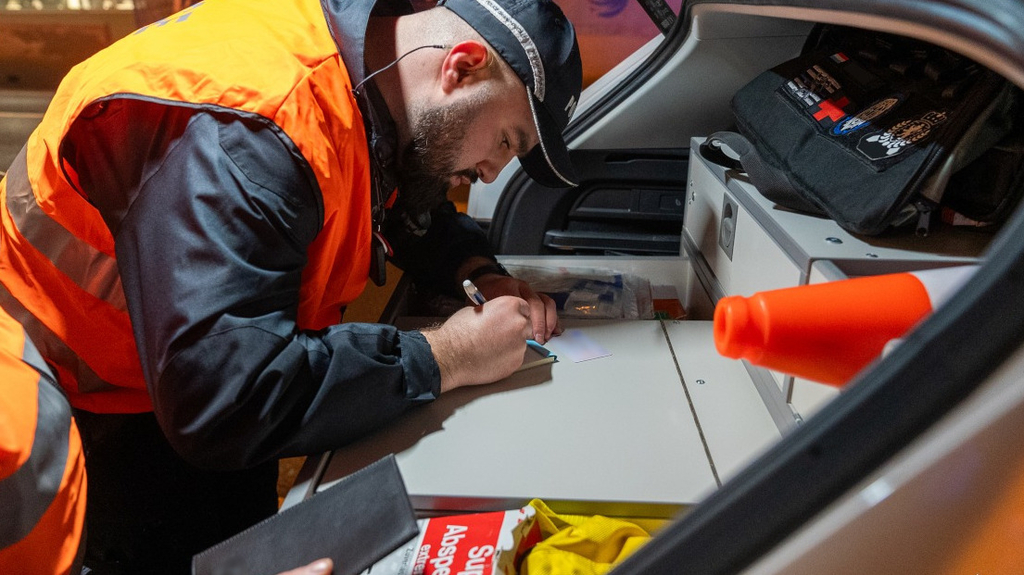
[471,273,561,344]
[422,296,533,392]
[277,558,333,575]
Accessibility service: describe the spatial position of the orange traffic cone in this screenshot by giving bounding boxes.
[713,266,977,386]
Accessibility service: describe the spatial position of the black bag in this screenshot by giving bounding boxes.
[702,25,1024,236]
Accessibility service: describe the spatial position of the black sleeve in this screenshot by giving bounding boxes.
[64,98,440,470]
[383,200,499,300]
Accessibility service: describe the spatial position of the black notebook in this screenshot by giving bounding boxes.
[192,454,418,575]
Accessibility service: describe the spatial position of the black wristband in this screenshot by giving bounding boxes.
[465,262,512,283]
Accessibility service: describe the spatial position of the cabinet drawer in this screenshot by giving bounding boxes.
[684,146,803,298]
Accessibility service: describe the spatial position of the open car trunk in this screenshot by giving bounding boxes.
[481,1,1024,573]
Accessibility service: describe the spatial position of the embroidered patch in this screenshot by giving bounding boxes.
[782,64,854,129]
[832,96,901,135]
[783,63,841,104]
[857,110,949,160]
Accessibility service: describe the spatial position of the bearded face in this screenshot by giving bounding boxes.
[395,94,482,215]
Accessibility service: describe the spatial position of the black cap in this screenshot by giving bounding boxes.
[439,0,582,187]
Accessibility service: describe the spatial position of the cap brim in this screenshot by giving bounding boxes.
[520,89,578,188]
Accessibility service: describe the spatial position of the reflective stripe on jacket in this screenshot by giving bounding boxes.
[0,0,373,412]
[0,307,87,575]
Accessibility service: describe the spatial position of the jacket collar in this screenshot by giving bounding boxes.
[320,0,412,215]
[320,0,413,92]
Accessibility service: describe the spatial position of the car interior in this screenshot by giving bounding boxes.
[468,1,1024,572]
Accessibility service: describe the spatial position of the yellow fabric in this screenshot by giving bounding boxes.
[519,499,655,575]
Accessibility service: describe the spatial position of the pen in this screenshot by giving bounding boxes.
[462,279,487,306]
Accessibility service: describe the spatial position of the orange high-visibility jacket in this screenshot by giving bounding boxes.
[0,307,87,575]
[0,0,374,413]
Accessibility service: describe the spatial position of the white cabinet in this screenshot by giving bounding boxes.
[684,137,988,425]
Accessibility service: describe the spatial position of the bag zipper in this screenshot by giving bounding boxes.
[914,197,937,236]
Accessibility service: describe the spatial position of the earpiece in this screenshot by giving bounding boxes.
[352,45,447,94]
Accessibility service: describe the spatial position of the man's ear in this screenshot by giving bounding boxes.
[440,40,490,93]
